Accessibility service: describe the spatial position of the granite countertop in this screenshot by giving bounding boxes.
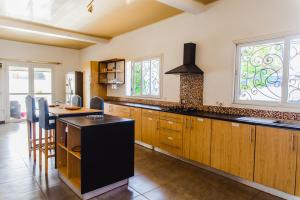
[105,100,300,130]
[59,114,134,128]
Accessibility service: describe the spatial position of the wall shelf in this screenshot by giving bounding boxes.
[98,58,125,85]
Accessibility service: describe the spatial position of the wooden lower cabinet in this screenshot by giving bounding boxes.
[254,126,298,195]
[188,117,211,166]
[130,107,142,141]
[211,120,255,181]
[158,119,183,156]
[141,110,159,146]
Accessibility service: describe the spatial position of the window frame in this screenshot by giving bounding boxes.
[233,35,300,108]
[127,55,163,99]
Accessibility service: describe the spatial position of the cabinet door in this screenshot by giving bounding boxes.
[211,120,255,181]
[141,116,159,146]
[130,108,142,141]
[189,117,211,166]
[254,126,297,194]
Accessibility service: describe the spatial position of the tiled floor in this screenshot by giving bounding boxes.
[0,122,283,200]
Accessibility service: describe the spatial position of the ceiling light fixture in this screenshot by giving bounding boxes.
[87,0,94,13]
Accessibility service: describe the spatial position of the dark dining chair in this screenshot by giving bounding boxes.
[90,96,104,111]
[38,98,55,174]
[25,95,39,161]
[71,95,82,107]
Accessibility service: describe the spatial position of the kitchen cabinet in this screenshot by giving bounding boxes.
[104,103,130,118]
[82,61,107,107]
[211,120,255,181]
[141,109,159,146]
[188,117,211,166]
[255,126,297,195]
[129,107,142,141]
[158,113,184,156]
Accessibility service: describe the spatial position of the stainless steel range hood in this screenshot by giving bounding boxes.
[165,43,204,75]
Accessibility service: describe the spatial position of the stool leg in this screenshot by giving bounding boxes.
[27,121,31,157]
[45,130,48,175]
[39,128,42,169]
[32,123,36,162]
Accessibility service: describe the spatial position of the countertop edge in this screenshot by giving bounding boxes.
[105,101,300,131]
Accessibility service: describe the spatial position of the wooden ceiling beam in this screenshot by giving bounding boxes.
[157,0,206,14]
[0,17,109,44]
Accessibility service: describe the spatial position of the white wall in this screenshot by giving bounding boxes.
[0,39,80,121]
[80,0,300,112]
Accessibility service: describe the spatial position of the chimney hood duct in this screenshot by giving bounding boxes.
[165,43,204,75]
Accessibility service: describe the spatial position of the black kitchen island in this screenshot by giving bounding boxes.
[56,114,134,200]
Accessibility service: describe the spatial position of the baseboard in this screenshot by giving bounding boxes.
[135,143,300,200]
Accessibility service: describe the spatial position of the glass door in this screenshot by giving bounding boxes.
[8,66,29,121]
[34,68,52,105]
[5,63,53,122]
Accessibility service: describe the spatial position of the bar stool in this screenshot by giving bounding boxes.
[71,95,82,107]
[25,95,39,161]
[90,96,104,111]
[38,98,56,174]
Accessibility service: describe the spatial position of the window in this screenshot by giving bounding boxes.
[126,57,161,98]
[235,36,300,106]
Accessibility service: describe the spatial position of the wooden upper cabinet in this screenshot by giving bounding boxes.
[130,107,142,142]
[83,61,107,107]
[141,109,159,146]
[211,120,255,181]
[255,126,297,195]
[189,117,211,166]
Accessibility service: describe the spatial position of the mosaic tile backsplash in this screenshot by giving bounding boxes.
[107,74,300,121]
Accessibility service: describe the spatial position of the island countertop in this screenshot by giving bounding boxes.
[59,114,134,128]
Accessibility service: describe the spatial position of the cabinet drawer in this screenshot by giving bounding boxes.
[159,119,183,132]
[160,112,184,122]
[159,129,183,156]
[142,109,160,118]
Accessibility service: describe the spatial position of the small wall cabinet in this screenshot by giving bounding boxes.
[98,59,125,85]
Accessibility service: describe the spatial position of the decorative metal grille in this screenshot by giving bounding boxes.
[239,42,284,102]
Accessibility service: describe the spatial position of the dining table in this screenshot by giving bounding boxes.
[49,105,103,118]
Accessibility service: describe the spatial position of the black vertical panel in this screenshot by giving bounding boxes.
[81,121,134,194]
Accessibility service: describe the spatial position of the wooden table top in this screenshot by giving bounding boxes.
[49,106,102,117]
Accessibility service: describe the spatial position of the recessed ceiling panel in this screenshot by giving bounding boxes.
[0,0,182,38]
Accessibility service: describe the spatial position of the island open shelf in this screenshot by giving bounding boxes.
[56,115,134,200]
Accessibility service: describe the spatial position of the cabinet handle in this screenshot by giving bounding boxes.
[197,118,204,122]
[232,123,239,127]
[167,137,174,141]
[148,117,152,121]
[168,121,174,124]
[157,121,159,130]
